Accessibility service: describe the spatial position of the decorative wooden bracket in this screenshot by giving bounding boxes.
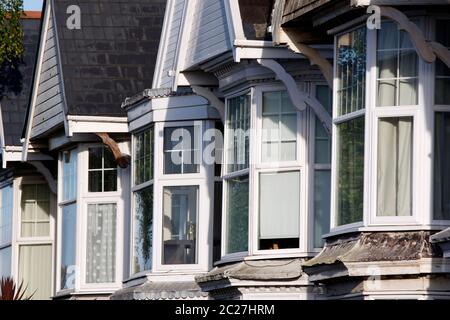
[191,86,225,123]
[95,133,130,169]
[379,6,450,69]
[256,59,332,134]
[279,29,334,89]
[29,161,57,194]
[379,6,436,63]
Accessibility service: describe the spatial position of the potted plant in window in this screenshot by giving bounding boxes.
[0,277,34,300]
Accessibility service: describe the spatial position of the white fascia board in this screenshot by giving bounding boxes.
[67,116,129,135]
[22,0,52,161]
[4,146,54,163]
[234,40,333,61]
[352,0,450,6]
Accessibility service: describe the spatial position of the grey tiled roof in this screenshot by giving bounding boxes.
[111,281,209,300]
[431,228,450,244]
[0,17,41,146]
[52,0,166,117]
[121,87,195,109]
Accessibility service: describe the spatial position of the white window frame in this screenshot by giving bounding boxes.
[308,83,333,251]
[0,181,14,279]
[151,120,214,274]
[330,17,450,235]
[56,148,79,295]
[56,143,129,294]
[13,176,56,297]
[251,85,307,256]
[431,16,450,226]
[78,143,126,292]
[130,125,155,277]
[221,89,253,262]
[330,24,369,233]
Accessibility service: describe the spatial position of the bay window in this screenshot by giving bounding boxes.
[58,143,126,293]
[132,127,154,275]
[331,16,450,231]
[0,184,13,279]
[223,94,250,256]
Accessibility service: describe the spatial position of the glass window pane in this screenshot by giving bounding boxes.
[20,185,50,238]
[261,142,278,163]
[162,186,198,265]
[337,27,366,116]
[164,126,199,174]
[377,51,397,79]
[86,203,117,283]
[103,148,116,169]
[0,246,12,279]
[225,175,249,254]
[262,91,280,114]
[262,91,298,163]
[18,245,52,300]
[378,22,398,49]
[226,95,250,172]
[61,204,76,290]
[435,77,450,105]
[314,170,331,248]
[262,115,279,141]
[281,91,296,113]
[88,171,102,192]
[0,185,13,247]
[376,24,418,107]
[399,50,418,78]
[133,187,153,274]
[377,80,397,106]
[63,149,77,201]
[434,112,450,220]
[336,116,365,226]
[399,79,418,105]
[280,142,296,162]
[104,170,118,192]
[281,114,297,140]
[435,20,450,105]
[377,117,413,217]
[88,147,102,169]
[259,171,300,250]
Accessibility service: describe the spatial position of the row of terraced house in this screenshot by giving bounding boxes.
[1,0,450,300]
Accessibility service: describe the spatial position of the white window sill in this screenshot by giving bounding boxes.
[324,223,450,239]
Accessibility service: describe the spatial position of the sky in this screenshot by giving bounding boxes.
[24,0,43,11]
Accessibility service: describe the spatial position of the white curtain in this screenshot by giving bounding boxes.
[18,245,52,300]
[86,203,116,283]
[259,171,300,239]
[377,117,412,216]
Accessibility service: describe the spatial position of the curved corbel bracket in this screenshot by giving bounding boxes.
[430,41,450,69]
[191,86,225,123]
[379,6,436,63]
[256,59,332,133]
[276,27,333,89]
[95,133,130,169]
[29,161,57,194]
